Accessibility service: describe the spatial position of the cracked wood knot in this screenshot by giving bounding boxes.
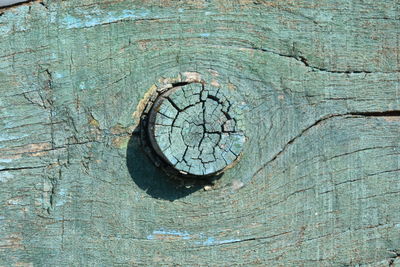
[142,82,246,178]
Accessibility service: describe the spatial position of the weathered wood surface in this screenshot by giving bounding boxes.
[0,0,399,266]
[146,83,245,177]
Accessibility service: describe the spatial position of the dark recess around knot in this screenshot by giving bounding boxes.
[126,81,237,201]
[126,134,211,201]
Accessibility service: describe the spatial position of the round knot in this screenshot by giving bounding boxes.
[144,83,245,177]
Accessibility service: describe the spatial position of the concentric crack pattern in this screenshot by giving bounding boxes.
[144,83,245,177]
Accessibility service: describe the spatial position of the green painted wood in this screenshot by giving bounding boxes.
[0,0,399,266]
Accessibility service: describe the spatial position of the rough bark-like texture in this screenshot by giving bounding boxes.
[147,83,245,177]
[0,0,399,266]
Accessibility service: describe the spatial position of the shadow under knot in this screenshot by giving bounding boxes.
[126,132,218,201]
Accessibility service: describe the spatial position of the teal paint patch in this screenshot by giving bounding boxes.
[146,229,240,246]
[198,236,241,246]
[55,188,68,207]
[0,158,13,163]
[53,72,64,79]
[201,237,215,245]
[147,229,191,240]
[0,171,13,183]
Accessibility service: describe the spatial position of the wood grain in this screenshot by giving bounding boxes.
[0,0,399,266]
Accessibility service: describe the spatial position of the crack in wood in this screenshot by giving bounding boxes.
[140,81,246,178]
[0,0,41,9]
[251,110,400,179]
[0,165,48,172]
[231,45,400,74]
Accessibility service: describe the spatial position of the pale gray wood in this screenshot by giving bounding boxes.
[0,0,30,7]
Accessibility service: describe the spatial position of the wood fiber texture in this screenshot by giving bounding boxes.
[147,83,245,176]
[0,0,399,266]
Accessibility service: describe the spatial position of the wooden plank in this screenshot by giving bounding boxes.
[0,0,399,266]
